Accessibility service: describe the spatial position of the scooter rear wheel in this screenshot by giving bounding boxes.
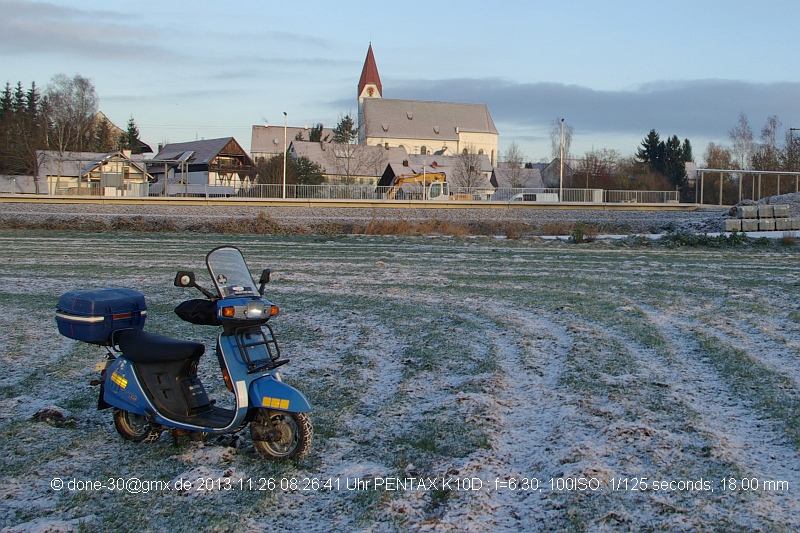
[113,408,161,443]
[251,409,312,460]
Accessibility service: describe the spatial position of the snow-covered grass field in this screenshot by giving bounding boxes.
[1,230,800,532]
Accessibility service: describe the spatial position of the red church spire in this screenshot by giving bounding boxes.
[358,43,382,98]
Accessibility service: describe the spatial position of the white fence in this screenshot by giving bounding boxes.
[0,179,680,204]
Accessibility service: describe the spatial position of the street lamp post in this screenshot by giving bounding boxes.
[559,118,564,201]
[791,128,799,192]
[282,112,287,199]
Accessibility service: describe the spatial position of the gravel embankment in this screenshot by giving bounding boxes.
[0,199,743,235]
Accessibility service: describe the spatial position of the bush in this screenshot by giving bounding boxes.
[569,222,597,244]
[658,230,761,249]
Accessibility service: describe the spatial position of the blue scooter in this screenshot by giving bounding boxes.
[56,246,312,460]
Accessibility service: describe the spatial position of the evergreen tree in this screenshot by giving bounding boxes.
[681,139,694,162]
[309,123,327,142]
[92,119,116,152]
[636,129,665,174]
[332,114,357,144]
[295,155,324,184]
[0,83,12,119]
[120,116,145,154]
[663,135,686,187]
[636,130,691,188]
[0,81,47,176]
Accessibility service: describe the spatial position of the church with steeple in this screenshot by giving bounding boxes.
[356,44,499,165]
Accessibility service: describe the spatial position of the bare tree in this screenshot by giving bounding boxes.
[451,145,484,188]
[728,112,753,170]
[44,74,98,154]
[784,129,800,172]
[321,112,387,184]
[577,148,620,188]
[751,115,783,171]
[323,143,387,185]
[549,118,573,161]
[503,141,527,188]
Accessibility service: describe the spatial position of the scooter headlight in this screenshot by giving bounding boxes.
[245,300,266,319]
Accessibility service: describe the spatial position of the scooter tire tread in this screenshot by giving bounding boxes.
[251,410,312,460]
[113,408,161,443]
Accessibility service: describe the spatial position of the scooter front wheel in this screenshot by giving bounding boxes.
[251,409,312,460]
[113,408,161,443]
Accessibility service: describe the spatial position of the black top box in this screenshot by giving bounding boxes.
[56,288,147,345]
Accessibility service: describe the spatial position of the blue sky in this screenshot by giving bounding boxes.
[3,0,799,163]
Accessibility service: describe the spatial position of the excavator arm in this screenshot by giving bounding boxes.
[386,172,447,199]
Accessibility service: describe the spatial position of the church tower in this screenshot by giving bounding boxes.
[358,44,382,144]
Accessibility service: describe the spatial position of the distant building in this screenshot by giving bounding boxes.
[378,153,494,194]
[491,164,545,189]
[357,44,500,165]
[289,140,408,185]
[251,124,335,162]
[37,150,150,196]
[541,158,577,188]
[91,112,153,154]
[148,137,253,195]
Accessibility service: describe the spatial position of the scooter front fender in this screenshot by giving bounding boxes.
[249,376,312,413]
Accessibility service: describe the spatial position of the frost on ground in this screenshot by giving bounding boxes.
[1,231,799,532]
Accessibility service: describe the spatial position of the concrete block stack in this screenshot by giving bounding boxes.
[725,204,799,232]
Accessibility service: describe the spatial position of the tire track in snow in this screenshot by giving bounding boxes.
[638,306,800,528]
[417,301,582,530]
[247,309,408,532]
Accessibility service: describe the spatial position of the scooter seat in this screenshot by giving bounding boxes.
[115,329,205,363]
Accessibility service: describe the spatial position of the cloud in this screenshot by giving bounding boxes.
[389,77,800,141]
[0,0,171,61]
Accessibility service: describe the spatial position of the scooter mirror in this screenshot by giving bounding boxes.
[258,269,271,295]
[174,271,196,288]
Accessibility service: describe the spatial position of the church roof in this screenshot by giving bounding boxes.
[362,98,498,141]
[358,44,382,97]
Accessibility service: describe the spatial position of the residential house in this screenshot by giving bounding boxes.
[289,140,408,185]
[491,163,544,189]
[251,124,336,163]
[148,137,253,196]
[37,150,150,196]
[91,112,153,154]
[541,158,577,188]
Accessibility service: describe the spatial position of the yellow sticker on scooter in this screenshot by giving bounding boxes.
[110,372,128,389]
[262,397,289,410]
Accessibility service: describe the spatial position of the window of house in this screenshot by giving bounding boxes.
[420,146,428,155]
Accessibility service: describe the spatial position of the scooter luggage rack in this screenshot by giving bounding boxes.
[234,324,289,374]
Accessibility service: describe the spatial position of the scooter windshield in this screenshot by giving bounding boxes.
[206,246,257,299]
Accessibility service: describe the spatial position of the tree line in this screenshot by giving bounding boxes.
[0,74,146,176]
[706,113,800,173]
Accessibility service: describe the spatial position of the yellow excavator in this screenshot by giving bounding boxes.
[384,172,450,200]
